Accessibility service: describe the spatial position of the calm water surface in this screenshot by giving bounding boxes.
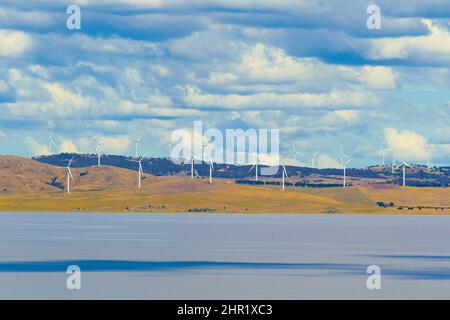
[1,212,450,299]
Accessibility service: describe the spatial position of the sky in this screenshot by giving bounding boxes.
[1,0,450,168]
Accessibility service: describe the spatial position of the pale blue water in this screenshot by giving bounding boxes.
[1,212,450,299]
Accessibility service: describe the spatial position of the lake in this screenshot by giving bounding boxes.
[1,212,450,299]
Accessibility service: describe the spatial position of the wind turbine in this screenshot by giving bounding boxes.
[311,151,320,168]
[391,154,396,174]
[128,153,147,188]
[399,161,412,186]
[425,145,435,173]
[379,144,389,166]
[135,135,143,158]
[66,156,75,194]
[201,138,211,163]
[248,153,259,181]
[292,145,303,162]
[185,154,201,179]
[49,133,57,155]
[94,136,101,166]
[208,157,214,184]
[281,163,288,191]
[339,146,353,188]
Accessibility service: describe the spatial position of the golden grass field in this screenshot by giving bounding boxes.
[0,156,449,214]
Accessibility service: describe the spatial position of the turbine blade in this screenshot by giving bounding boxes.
[282,164,288,177]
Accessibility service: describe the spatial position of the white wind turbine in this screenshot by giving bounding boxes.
[292,145,303,163]
[425,145,435,173]
[311,151,320,168]
[399,161,412,186]
[339,146,353,188]
[379,144,389,166]
[66,156,75,194]
[185,154,202,179]
[93,136,101,166]
[49,133,57,155]
[201,138,211,162]
[135,135,143,158]
[281,163,288,191]
[391,154,396,174]
[248,149,259,181]
[128,153,147,188]
[208,157,214,184]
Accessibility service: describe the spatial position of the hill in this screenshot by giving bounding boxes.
[0,156,150,194]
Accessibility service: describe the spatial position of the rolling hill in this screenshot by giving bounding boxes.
[0,156,151,194]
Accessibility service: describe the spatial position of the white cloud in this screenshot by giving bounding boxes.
[58,138,78,153]
[334,110,360,124]
[183,85,376,110]
[356,66,397,90]
[98,136,131,154]
[0,29,32,57]
[212,43,397,91]
[25,136,49,156]
[369,19,450,60]
[317,153,341,169]
[384,127,429,161]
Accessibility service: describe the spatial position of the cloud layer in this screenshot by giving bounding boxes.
[0,1,449,167]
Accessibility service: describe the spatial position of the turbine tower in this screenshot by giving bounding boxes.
[399,161,412,186]
[426,145,434,173]
[185,154,201,179]
[135,135,143,158]
[128,153,147,188]
[292,145,303,162]
[339,146,353,188]
[49,133,57,156]
[201,138,211,163]
[66,156,75,194]
[281,163,288,191]
[379,144,389,166]
[311,151,320,168]
[391,154,396,174]
[246,146,259,181]
[208,157,214,184]
[248,156,259,181]
[94,136,101,166]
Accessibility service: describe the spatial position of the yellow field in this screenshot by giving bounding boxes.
[0,175,448,214]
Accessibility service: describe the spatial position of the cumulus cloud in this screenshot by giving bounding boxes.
[369,19,450,64]
[25,136,49,156]
[317,153,341,169]
[0,29,32,57]
[0,1,447,167]
[58,139,78,153]
[97,136,132,155]
[183,86,376,110]
[384,127,429,162]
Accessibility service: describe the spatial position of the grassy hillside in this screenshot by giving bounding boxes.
[0,156,150,194]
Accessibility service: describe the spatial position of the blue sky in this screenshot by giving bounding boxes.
[1,0,450,168]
